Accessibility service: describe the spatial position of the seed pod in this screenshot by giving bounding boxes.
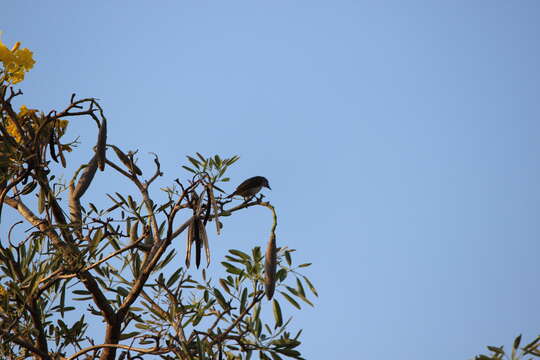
[96,118,107,171]
[265,232,277,300]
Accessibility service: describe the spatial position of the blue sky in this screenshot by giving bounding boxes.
[2,1,540,359]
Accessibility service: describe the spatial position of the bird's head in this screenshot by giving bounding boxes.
[260,176,271,190]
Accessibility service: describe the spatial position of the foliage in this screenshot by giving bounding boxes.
[0,37,316,360]
[474,335,540,360]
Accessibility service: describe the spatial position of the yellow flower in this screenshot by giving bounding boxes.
[19,105,39,118]
[4,104,69,146]
[5,117,23,143]
[0,37,35,84]
[0,40,13,63]
[14,48,35,71]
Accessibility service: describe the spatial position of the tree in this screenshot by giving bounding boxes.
[0,38,316,360]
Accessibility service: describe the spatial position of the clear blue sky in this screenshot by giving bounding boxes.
[2,1,540,359]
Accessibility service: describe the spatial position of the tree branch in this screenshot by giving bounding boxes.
[67,342,169,360]
[4,196,117,325]
[0,328,51,360]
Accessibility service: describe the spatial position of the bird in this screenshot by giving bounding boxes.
[226,176,271,200]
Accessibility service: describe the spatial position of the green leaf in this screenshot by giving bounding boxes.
[269,351,284,360]
[119,331,140,340]
[275,348,301,358]
[240,288,248,312]
[227,155,240,165]
[229,249,251,261]
[186,156,201,169]
[135,323,150,330]
[276,269,287,282]
[475,356,493,360]
[293,290,314,307]
[72,290,91,295]
[115,192,127,204]
[298,263,311,268]
[302,276,318,297]
[196,152,206,163]
[182,165,197,174]
[225,255,246,264]
[213,288,228,310]
[487,346,504,354]
[60,281,67,317]
[252,247,262,262]
[285,251,292,266]
[296,278,306,297]
[221,261,244,275]
[513,334,522,350]
[253,303,261,320]
[117,287,129,297]
[273,299,283,328]
[166,268,183,288]
[280,292,301,310]
[271,338,301,348]
[219,279,231,295]
[524,335,540,352]
[285,286,300,297]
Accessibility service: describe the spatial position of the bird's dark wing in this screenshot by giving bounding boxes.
[234,177,257,194]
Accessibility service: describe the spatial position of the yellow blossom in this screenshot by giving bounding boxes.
[3,103,69,147]
[19,105,39,118]
[5,117,23,143]
[0,44,11,63]
[0,37,35,84]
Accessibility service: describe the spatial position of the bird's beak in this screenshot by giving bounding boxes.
[266,185,272,190]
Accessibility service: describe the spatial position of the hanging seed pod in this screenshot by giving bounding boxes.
[48,130,58,163]
[96,118,107,171]
[38,187,46,214]
[58,144,67,168]
[186,218,194,268]
[265,232,277,300]
[130,220,139,244]
[201,218,210,267]
[194,218,202,268]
